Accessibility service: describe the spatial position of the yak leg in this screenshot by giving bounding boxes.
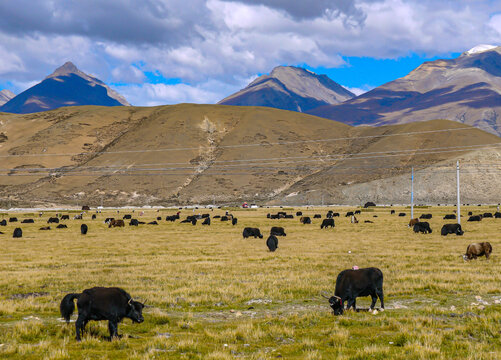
[108,320,119,339]
[370,294,378,309]
[377,289,385,309]
[346,298,356,310]
[75,314,87,341]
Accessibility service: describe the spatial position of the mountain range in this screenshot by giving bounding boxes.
[0,62,129,114]
[218,66,355,112]
[220,45,501,136]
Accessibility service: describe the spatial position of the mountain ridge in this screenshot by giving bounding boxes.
[218,66,355,112]
[0,62,129,114]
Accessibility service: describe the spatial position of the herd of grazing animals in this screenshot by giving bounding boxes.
[0,204,497,341]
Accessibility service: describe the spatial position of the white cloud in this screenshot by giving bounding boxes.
[1,0,501,103]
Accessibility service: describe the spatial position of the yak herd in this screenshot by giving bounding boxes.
[0,205,496,341]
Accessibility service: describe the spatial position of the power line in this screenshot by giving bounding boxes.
[2,142,500,174]
[0,126,477,158]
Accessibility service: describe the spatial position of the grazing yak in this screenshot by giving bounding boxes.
[0,219,6,226]
[354,210,361,215]
[108,219,125,228]
[61,215,70,220]
[266,235,278,252]
[332,213,340,217]
[364,220,374,223]
[468,215,482,222]
[129,219,139,226]
[91,214,96,220]
[147,221,158,225]
[390,210,395,214]
[284,214,294,219]
[156,217,162,221]
[56,224,68,229]
[440,223,464,236]
[483,212,493,218]
[47,217,59,224]
[243,227,263,239]
[21,219,34,223]
[323,267,384,315]
[232,217,238,225]
[300,216,311,224]
[413,222,432,234]
[220,216,230,221]
[326,211,333,219]
[398,213,406,217]
[345,212,354,217]
[80,224,88,235]
[463,242,492,260]
[202,217,211,225]
[123,214,132,219]
[60,287,145,341]
[13,228,22,238]
[9,217,18,222]
[409,218,419,227]
[364,202,376,208]
[495,212,501,218]
[104,218,115,224]
[468,211,473,216]
[321,218,335,229]
[296,211,303,216]
[313,214,322,219]
[443,214,456,220]
[270,227,286,236]
[420,214,432,219]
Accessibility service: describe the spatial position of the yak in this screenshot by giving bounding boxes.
[13,228,22,238]
[345,212,354,217]
[300,216,311,224]
[243,227,263,239]
[321,218,335,229]
[398,213,406,217]
[147,221,158,225]
[443,214,456,220]
[468,215,482,222]
[60,287,145,341]
[123,214,132,219]
[80,224,88,235]
[440,223,464,236]
[354,210,361,215]
[270,226,286,236]
[313,214,322,219]
[129,219,139,226]
[413,222,432,234]
[232,217,238,225]
[202,217,211,225]
[390,210,395,214]
[420,214,432,219]
[323,267,384,315]
[483,213,493,218]
[408,218,419,227]
[109,219,125,228]
[9,217,18,222]
[91,214,96,220]
[296,211,303,216]
[21,219,34,223]
[47,217,59,224]
[495,212,501,218]
[56,224,68,229]
[61,215,70,220]
[463,242,492,260]
[266,235,278,252]
[0,219,6,226]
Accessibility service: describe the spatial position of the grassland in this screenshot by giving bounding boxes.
[0,206,499,359]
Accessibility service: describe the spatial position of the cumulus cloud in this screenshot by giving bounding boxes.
[0,0,500,104]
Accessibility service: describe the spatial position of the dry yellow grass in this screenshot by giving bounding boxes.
[0,206,500,359]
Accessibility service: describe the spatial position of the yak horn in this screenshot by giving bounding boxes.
[333,295,341,300]
[128,298,133,305]
[320,291,331,299]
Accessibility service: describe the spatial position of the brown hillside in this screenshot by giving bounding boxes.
[0,104,499,207]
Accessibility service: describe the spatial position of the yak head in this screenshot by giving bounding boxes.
[127,298,145,323]
[322,292,343,315]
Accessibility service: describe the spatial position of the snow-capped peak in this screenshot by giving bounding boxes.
[464,44,497,55]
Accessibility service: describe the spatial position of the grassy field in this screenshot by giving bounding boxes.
[0,206,499,359]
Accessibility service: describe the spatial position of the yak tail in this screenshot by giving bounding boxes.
[60,293,80,322]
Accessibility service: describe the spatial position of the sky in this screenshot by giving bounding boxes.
[0,0,500,105]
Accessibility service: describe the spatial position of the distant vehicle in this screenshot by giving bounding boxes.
[242,202,249,208]
[250,204,259,208]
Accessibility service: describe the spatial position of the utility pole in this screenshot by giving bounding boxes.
[457,161,461,225]
[411,167,414,219]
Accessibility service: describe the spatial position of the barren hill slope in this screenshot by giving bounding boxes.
[0,104,499,207]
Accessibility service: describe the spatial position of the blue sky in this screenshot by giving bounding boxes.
[0,1,500,105]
